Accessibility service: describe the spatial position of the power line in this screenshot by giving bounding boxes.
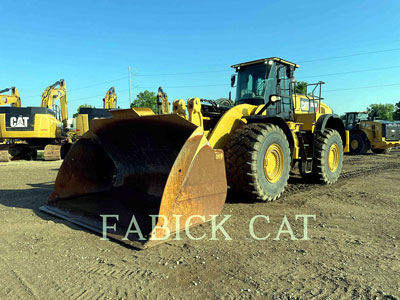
[137,83,228,89]
[324,83,400,92]
[134,69,230,76]
[299,65,400,79]
[21,46,400,98]
[69,76,129,92]
[297,47,400,63]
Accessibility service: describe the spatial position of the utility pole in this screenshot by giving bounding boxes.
[128,66,132,106]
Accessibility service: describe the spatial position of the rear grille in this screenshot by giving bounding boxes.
[384,124,400,141]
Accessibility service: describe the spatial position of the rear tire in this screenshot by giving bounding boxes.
[311,129,343,184]
[225,123,291,201]
[372,148,391,154]
[349,133,368,154]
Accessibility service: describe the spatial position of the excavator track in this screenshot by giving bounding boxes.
[44,144,62,161]
[0,145,9,162]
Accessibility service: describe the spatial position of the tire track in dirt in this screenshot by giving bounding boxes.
[0,255,39,299]
[283,162,400,198]
[84,263,165,281]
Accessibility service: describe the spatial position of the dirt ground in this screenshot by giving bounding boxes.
[0,150,399,300]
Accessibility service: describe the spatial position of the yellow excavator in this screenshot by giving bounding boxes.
[0,87,22,145]
[75,87,117,137]
[76,86,170,136]
[103,86,117,109]
[0,80,72,162]
[0,87,22,108]
[41,57,349,249]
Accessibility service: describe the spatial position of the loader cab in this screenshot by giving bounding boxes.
[232,57,297,120]
[344,112,369,130]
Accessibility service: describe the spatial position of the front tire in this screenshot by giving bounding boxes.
[349,133,368,154]
[311,129,343,184]
[225,123,291,201]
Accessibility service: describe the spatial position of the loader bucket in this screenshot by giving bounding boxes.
[40,109,227,249]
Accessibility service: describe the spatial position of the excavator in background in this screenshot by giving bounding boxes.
[103,87,117,109]
[157,86,170,114]
[0,87,22,144]
[0,80,72,162]
[76,86,171,136]
[343,111,400,154]
[41,57,349,249]
[75,87,117,137]
[0,87,22,108]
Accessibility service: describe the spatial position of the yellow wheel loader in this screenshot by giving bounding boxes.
[344,112,400,154]
[41,57,349,249]
[0,80,72,162]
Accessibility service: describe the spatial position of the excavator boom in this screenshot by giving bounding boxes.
[0,87,22,108]
[103,87,117,109]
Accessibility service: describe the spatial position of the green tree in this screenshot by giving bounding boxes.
[367,103,395,121]
[295,81,308,95]
[130,90,157,112]
[393,101,400,121]
[73,104,94,118]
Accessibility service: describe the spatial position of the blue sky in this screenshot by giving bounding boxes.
[1,0,400,117]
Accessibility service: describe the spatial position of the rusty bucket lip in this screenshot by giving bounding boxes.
[39,205,217,250]
[41,113,227,250]
[39,205,150,249]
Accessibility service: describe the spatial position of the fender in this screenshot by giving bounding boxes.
[315,114,347,148]
[244,115,295,150]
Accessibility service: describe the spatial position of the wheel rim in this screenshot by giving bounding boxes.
[328,143,340,172]
[350,139,359,150]
[263,143,284,183]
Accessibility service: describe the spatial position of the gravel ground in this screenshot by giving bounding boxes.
[0,151,399,299]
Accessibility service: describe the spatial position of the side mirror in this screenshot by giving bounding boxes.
[231,74,236,87]
[269,95,282,103]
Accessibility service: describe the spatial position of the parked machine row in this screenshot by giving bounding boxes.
[0,80,72,162]
[2,57,397,250]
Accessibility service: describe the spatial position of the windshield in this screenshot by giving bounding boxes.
[236,64,275,105]
[357,113,369,121]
